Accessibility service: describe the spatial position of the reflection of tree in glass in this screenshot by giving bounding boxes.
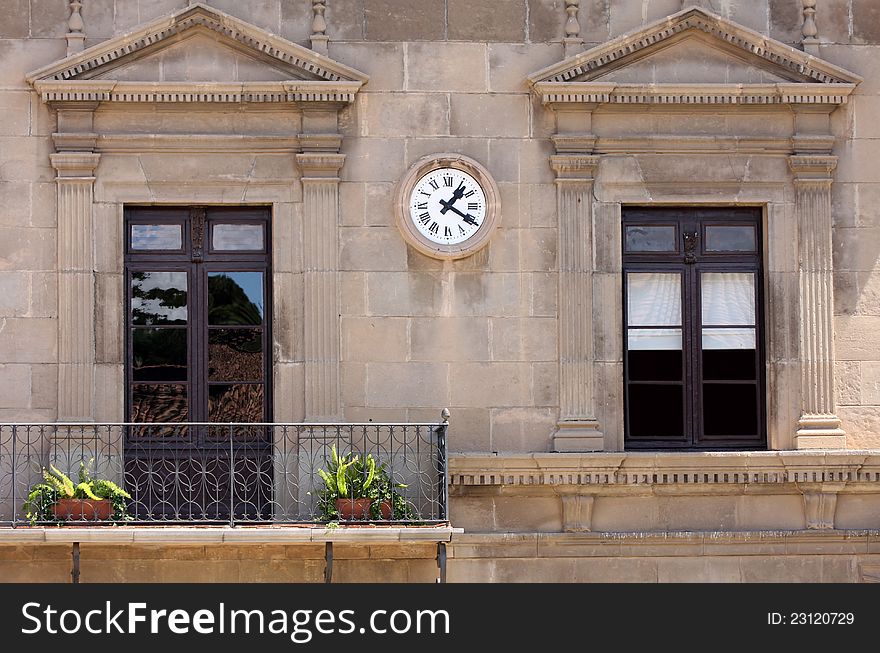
[208,274,262,325]
[209,330,262,381]
[133,330,186,380]
[131,385,188,423]
[209,385,264,427]
[131,272,187,325]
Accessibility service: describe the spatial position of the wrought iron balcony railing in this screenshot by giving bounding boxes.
[0,420,448,526]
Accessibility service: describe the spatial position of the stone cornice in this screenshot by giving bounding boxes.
[449,452,880,489]
[25,3,368,85]
[527,7,862,86]
[532,81,857,107]
[32,80,363,106]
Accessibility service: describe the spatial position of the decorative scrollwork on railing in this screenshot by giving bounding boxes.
[0,421,448,526]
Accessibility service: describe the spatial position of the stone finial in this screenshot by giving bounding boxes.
[563,1,584,58]
[66,1,85,56]
[802,0,820,55]
[311,0,329,56]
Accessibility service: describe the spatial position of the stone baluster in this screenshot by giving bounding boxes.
[563,1,584,58]
[297,151,344,419]
[551,154,604,451]
[311,0,329,56]
[789,155,845,448]
[802,0,820,55]
[66,1,85,56]
[51,152,101,421]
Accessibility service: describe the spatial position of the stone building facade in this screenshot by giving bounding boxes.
[1,0,880,582]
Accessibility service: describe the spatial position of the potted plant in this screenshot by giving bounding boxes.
[23,462,132,524]
[315,446,417,522]
[316,446,377,520]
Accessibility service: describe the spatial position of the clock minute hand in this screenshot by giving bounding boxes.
[439,182,467,214]
[438,199,478,226]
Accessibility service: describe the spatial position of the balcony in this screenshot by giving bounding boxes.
[0,420,449,527]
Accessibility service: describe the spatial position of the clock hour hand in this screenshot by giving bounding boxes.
[439,182,467,214]
[438,199,478,226]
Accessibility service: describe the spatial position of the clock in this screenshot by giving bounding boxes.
[395,153,500,260]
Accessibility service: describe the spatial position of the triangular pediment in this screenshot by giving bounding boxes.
[26,3,367,105]
[528,6,860,106]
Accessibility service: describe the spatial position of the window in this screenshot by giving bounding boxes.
[124,206,272,519]
[623,208,765,450]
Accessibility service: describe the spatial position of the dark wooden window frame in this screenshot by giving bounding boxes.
[623,207,767,451]
[124,206,273,438]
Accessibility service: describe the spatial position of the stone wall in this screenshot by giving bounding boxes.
[0,0,878,452]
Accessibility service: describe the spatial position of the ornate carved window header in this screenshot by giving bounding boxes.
[528,7,860,109]
[26,3,367,109]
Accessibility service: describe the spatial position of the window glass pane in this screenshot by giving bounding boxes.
[208,384,264,422]
[212,224,264,251]
[705,225,756,252]
[628,385,684,438]
[131,272,187,325]
[628,350,682,381]
[703,349,756,381]
[132,329,187,382]
[627,273,681,326]
[131,224,182,250]
[209,330,263,382]
[208,272,264,325]
[625,226,676,252]
[703,384,758,436]
[130,384,188,422]
[702,327,756,349]
[627,328,682,350]
[701,272,755,326]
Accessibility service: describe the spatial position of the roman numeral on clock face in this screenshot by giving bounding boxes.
[464,189,475,198]
[418,212,430,225]
[428,179,439,191]
[468,203,479,211]
[444,226,452,237]
[417,202,428,210]
[443,176,454,187]
[429,222,439,234]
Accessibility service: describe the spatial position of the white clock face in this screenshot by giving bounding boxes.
[408,167,487,245]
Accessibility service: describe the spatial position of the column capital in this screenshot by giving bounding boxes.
[550,154,599,180]
[297,152,345,179]
[50,152,100,177]
[789,154,838,181]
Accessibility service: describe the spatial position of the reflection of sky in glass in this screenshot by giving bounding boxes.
[131,224,182,250]
[131,272,187,323]
[209,272,263,320]
[213,224,263,250]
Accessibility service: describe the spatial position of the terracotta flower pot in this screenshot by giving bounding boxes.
[379,500,392,520]
[335,497,372,520]
[52,498,112,521]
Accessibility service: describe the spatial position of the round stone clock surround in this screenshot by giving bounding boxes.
[395,153,501,260]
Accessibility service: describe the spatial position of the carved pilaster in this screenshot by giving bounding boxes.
[802,0,820,55]
[297,152,345,420]
[311,0,329,56]
[551,154,603,452]
[563,1,584,59]
[790,155,845,448]
[51,152,100,421]
[558,491,595,532]
[66,1,85,56]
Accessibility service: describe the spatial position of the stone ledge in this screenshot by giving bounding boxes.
[449,530,880,559]
[449,451,880,490]
[0,526,460,545]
